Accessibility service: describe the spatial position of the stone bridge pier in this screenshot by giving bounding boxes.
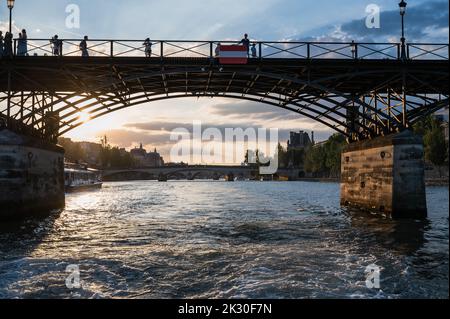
[340,130,427,219]
[0,129,65,220]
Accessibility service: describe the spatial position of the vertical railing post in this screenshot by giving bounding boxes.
[160,41,164,58]
[110,40,114,57]
[307,43,310,59]
[407,44,410,60]
[7,70,11,119]
[397,44,401,60]
[13,39,17,56]
[259,42,262,60]
[210,41,213,58]
[354,43,358,59]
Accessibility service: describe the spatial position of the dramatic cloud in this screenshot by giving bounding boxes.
[296,1,449,43]
[340,1,449,42]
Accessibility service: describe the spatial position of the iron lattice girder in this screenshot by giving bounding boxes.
[1,57,449,138]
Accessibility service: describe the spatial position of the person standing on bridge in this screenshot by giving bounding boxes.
[239,33,250,57]
[51,35,63,56]
[215,42,221,57]
[251,43,257,58]
[17,32,24,56]
[79,36,89,57]
[3,32,13,58]
[22,29,28,56]
[17,30,28,56]
[143,38,152,57]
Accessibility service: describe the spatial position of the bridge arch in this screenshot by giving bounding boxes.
[2,56,448,143]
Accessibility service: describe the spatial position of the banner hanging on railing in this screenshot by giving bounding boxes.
[218,45,248,64]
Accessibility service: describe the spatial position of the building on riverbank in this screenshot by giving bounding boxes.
[287,131,314,151]
[130,143,164,168]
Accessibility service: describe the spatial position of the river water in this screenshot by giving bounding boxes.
[0,181,448,299]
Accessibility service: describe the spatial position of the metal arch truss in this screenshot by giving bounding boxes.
[0,57,448,143]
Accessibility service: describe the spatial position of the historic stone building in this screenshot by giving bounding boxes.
[130,143,164,168]
[287,131,314,151]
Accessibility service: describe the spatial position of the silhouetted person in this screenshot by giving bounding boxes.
[17,32,22,56]
[22,29,28,55]
[251,43,257,58]
[215,42,221,57]
[240,33,250,57]
[51,35,62,56]
[143,38,152,57]
[79,36,89,57]
[3,32,13,58]
[0,31,4,57]
[17,30,28,56]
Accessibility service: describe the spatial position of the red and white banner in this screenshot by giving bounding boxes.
[218,45,248,64]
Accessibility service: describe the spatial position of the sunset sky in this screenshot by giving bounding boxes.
[1,0,448,162]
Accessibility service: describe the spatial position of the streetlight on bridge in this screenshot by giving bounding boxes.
[7,0,15,34]
[399,0,407,60]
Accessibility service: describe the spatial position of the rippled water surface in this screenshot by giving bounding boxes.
[0,181,448,299]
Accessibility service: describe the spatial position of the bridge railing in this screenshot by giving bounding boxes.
[12,39,450,60]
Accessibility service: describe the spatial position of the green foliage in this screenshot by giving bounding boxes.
[414,116,448,167]
[304,145,326,174]
[58,138,85,163]
[276,143,305,168]
[305,133,346,178]
[59,136,135,169]
[100,143,135,169]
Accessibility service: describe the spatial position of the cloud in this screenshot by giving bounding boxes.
[340,1,449,42]
[123,120,330,143]
[286,1,448,44]
[97,129,174,149]
[208,101,301,121]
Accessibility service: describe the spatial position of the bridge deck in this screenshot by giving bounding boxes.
[1,57,448,94]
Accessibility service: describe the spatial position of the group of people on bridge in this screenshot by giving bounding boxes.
[0,30,92,58]
[1,31,257,58]
[49,35,89,57]
[0,29,28,58]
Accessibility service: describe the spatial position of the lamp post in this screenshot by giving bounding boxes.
[7,0,15,34]
[399,0,407,60]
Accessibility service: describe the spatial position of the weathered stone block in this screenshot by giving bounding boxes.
[341,130,427,218]
[0,129,65,220]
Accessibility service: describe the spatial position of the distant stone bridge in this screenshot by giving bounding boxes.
[102,166,304,181]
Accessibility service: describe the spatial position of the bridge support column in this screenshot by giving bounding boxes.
[0,129,65,220]
[340,130,427,218]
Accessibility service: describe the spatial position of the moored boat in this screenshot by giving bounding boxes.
[64,165,102,192]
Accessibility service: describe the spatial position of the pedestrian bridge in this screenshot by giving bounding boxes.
[1,38,449,218]
[0,39,448,143]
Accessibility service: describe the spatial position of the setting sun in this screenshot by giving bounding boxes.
[77,111,91,123]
